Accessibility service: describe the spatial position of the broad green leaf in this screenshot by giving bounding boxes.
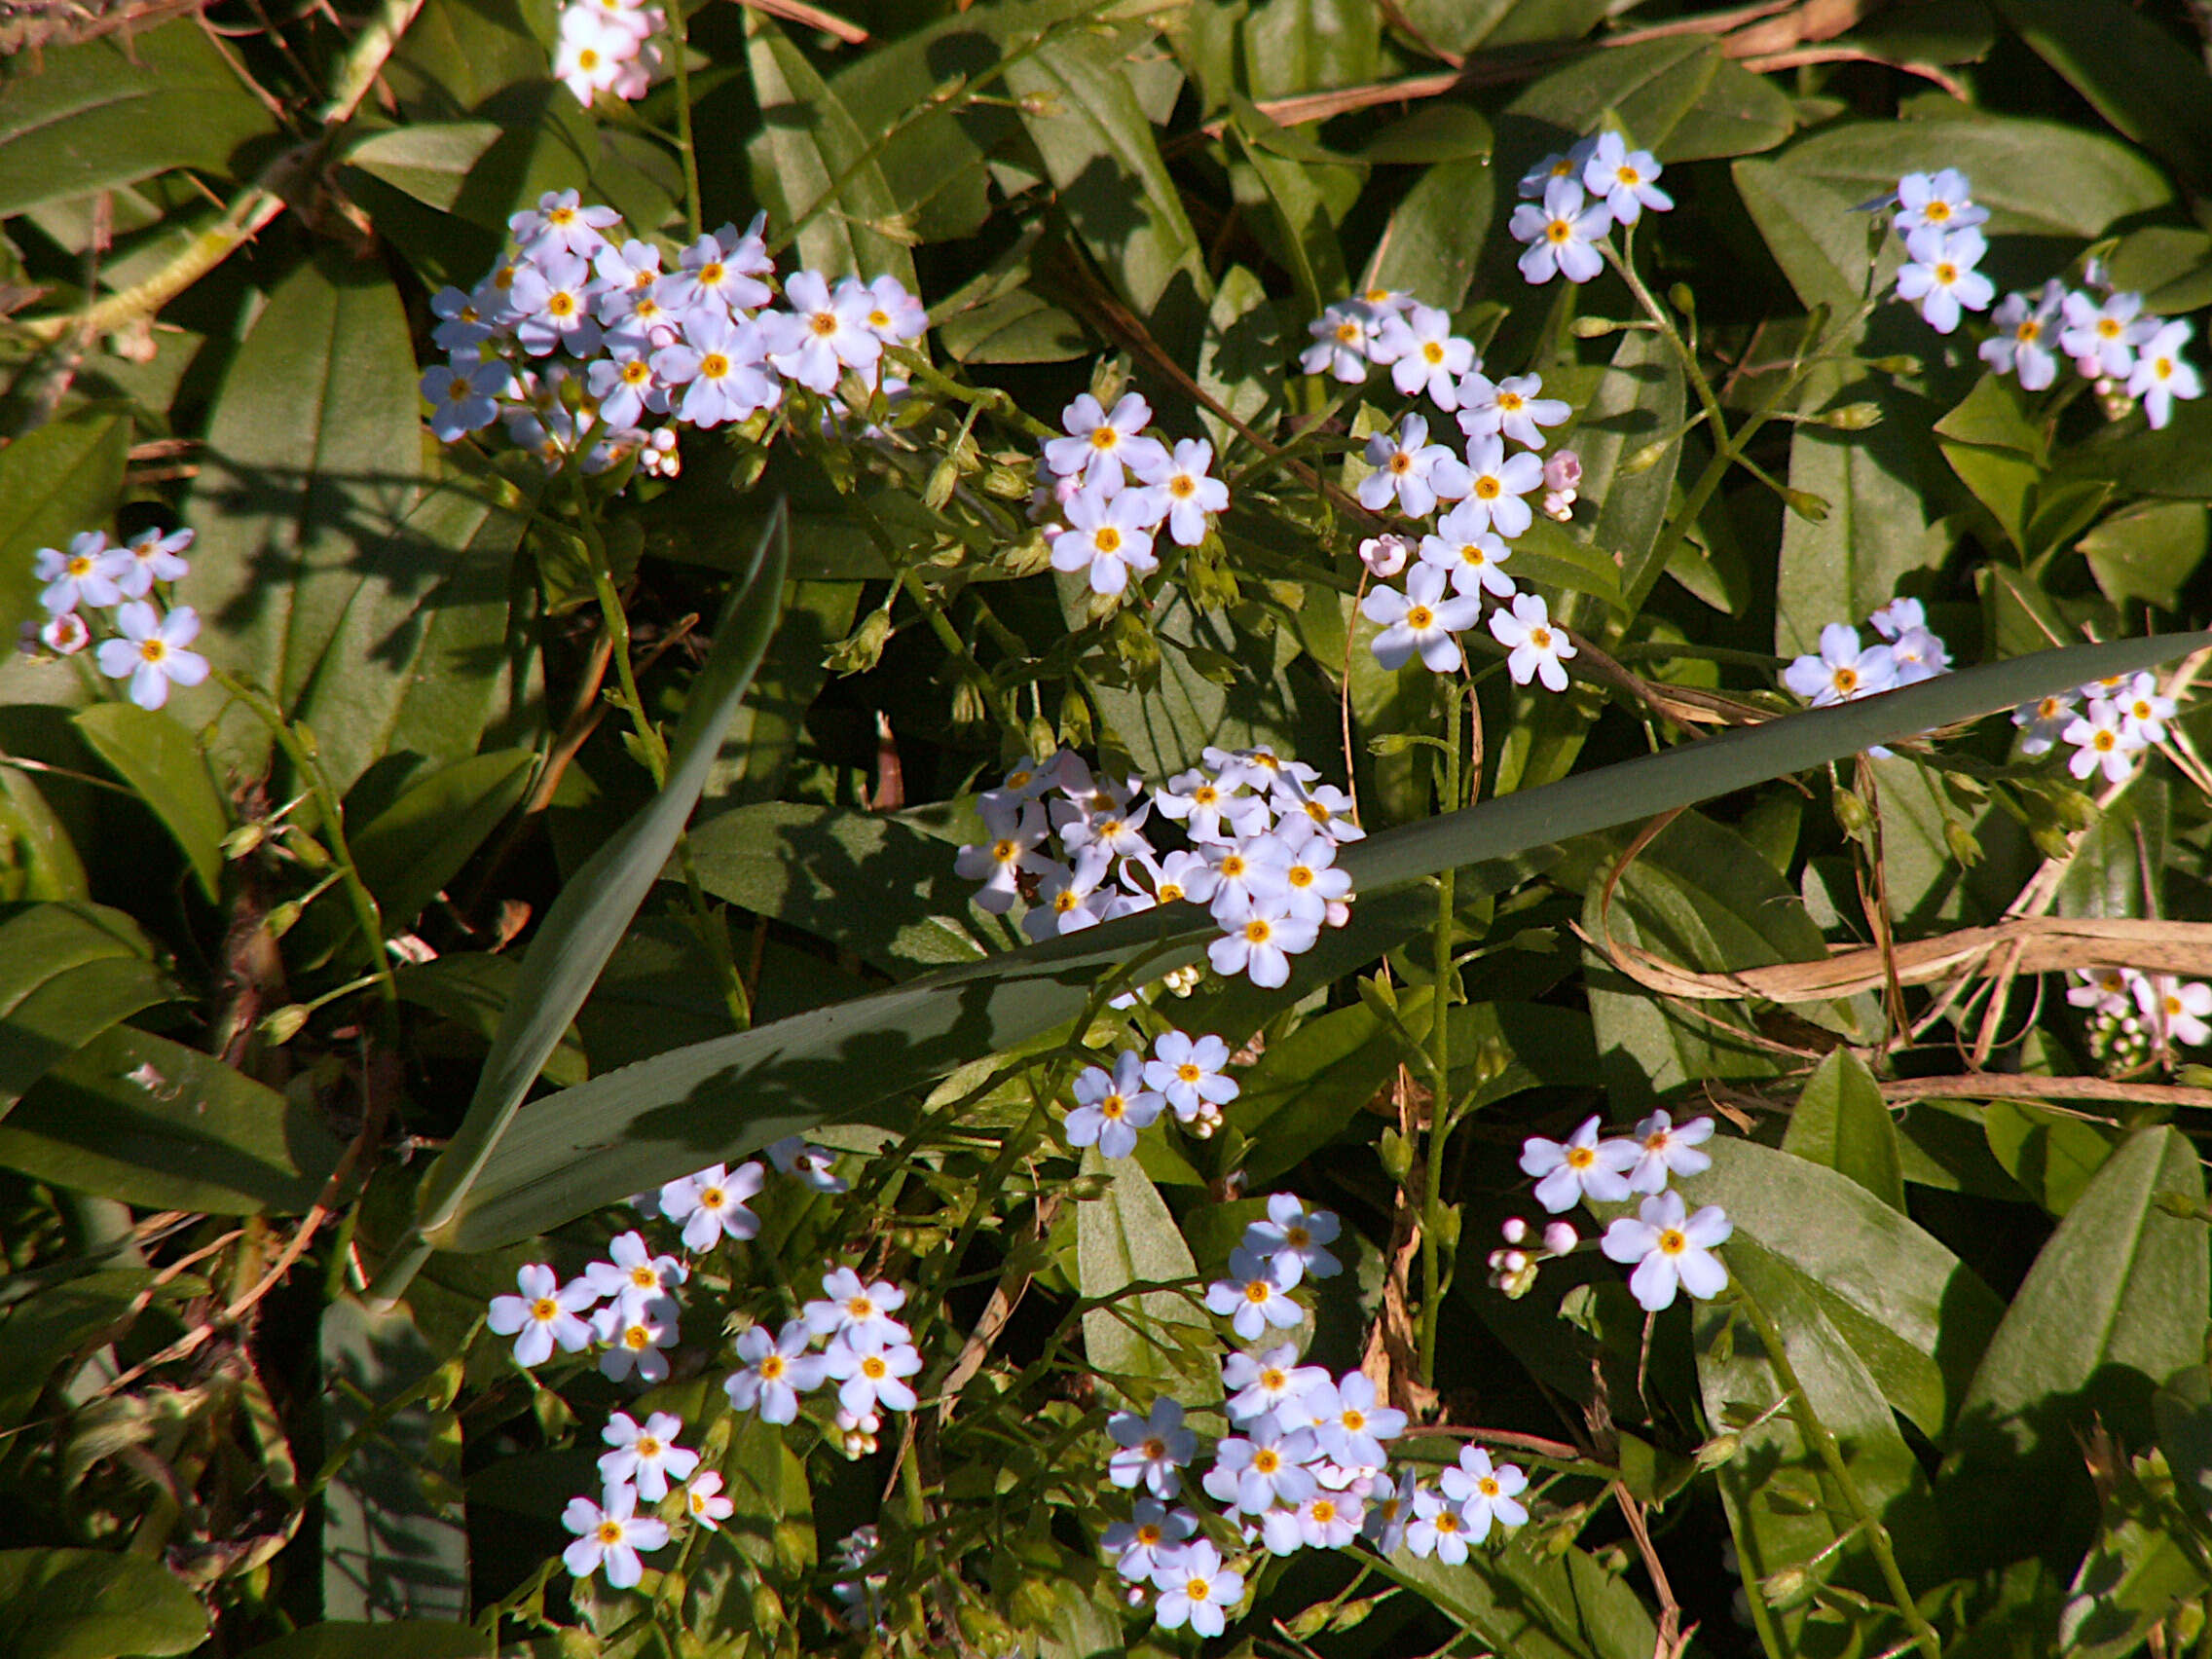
[2155,1367,2212,1526]
[1868,751,2033,928]
[340,121,504,212]
[1982,1100,2116,1217]
[0,20,276,217]
[2056,1478,2211,1658]
[1358,104,1493,166]
[686,801,986,978]
[1231,103,1353,324]
[396,954,587,1088]
[1683,1137,2005,1438]
[1380,1528,1660,1659]
[1240,0,1380,98]
[1235,994,1412,1187]
[319,1297,469,1622]
[825,9,1013,244]
[438,630,2212,1251]
[1568,328,1684,611]
[706,580,862,807]
[1506,38,1721,157]
[1990,0,2212,185]
[1196,265,1284,458]
[184,254,425,792]
[345,748,534,944]
[71,704,228,902]
[1783,1049,1905,1211]
[1946,1127,2210,1563]
[401,510,789,1266]
[0,1025,344,1215]
[746,14,917,287]
[1077,1147,1209,1405]
[1732,155,1888,319]
[2059,404,2212,501]
[0,903,168,1121]
[1775,368,1945,656]
[937,289,1089,364]
[1660,55,1796,162]
[1511,520,1628,613]
[0,1547,207,1659]
[0,414,129,640]
[1936,375,2045,549]
[1697,1238,1944,1641]
[239,1623,493,1659]
[2056,774,2166,921]
[1362,157,1493,313]
[1005,24,1213,356]
[0,766,88,903]
[381,0,548,114]
[0,1271,155,1430]
[2081,500,2209,611]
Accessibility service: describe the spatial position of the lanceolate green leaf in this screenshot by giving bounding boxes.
[71,704,229,903]
[0,1547,207,1659]
[0,414,129,640]
[436,629,2210,1253]
[396,508,790,1271]
[1380,1528,1660,1659]
[1076,1147,1209,1405]
[0,903,169,1121]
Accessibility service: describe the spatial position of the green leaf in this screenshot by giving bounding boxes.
[1240,0,1380,99]
[1380,1529,1660,1659]
[0,1547,206,1659]
[2056,1475,2212,1658]
[1230,94,1356,323]
[396,954,587,1088]
[239,1623,493,1659]
[2059,403,2212,500]
[0,1025,344,1214]
[1005,23,1213,355]
[405,509,789,1261]
[339,121,505,212]
[2081,500,2209,611]
[0,903,168,1121]
[1989,0,2212,186]
[746,14,917,288]
[1358,104,1493,166]
[938,288,1089,365]
[1783,1049,1905,1211]
[437,630,2212,1252]
[1196,265,1284,458]
[0,19,276,217]
[1362,158,1494,313]
[1946,1126,2211,1563]
[184,253,426,793]
[705,579,862,807]
[71,704,229,903]
[1936,375,2046,549]
[0,1270,155,1430]
[1660,55,1796,162]
[318,1297,469,1622]
[1732,154,1885,319]
[346,748,534,943]
[1235,994,1413,1187]
[1506,38,1722,158]
[1982,1100,2117,1218]
[824,12,1008,245]
[2155,1366,2212,1527]
[686,802,986,978]
[0,765,88,904]
[0,414,129,641]
[1076,1147,1209,1404]
[1684,1137,2005,1439]
[1567,328,1684,611]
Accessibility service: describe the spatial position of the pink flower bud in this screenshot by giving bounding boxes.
[1542,1221,1578,1256]
[1358,533,1412,577]
[1543,449,1583,494]
[1500,1217,1529,1245]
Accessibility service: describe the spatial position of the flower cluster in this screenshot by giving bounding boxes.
[1094,1192,1530,1637]
[1063,1027,1241,1155]
[722,1265,922,1460]
[1507,131,1675,286]
[553,0,662,108]
[1305,283,1585,695]
[1782,595,1953,709]
[2013,668,2175,784]
[1880,170,2200,428]
[16,528,208,711]
[952,745,1361,990]
[1514,1111,1732,1312]
[2071,966,2212,1072]
[422,192,926,479]
[1031,391,1232,596]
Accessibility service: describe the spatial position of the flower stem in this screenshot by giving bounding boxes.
[667,1,703,243]
[1731,1277,1944,1659]
[1416,678,1463,1387]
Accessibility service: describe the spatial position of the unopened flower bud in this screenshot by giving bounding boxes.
[1542,1221,1578,1256]
[223,823,269,860]
[1866,354,1921,376]
[1542,490,1577,522]
[1500,1217,1529,1245]
[1543,450,1583,495]
[260,1005,310,1046]
[1358,533,1412,578]
[1821,401,1882,430]
[1782,489,1830,523]
[1488,1248,1529,1274]
[1695,1432,1741,1469]
[1668,282,1695,314]
[1571,314,1627,338]
[1621,440,1670,475]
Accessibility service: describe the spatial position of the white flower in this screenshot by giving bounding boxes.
[1600,1189,1734,1311]
[1044,392,1164,485]
[2069,966,2137,1016]
[1208,892,1319,990]
[847,273,928,345]
[1489,592,1577,693]
[1304,1372,1406,1467]
[2013,690,2077,756]
[36,612,89,655]
[1407,1485,1473,1562]
[658,1161,764,1251]
[654,313,780,427]
[725,1318,830,1423]
[2114,672,2176,745]
[1519,139,1597,199]
[1280,780,1364,843]
[2138,974,2212,1048]
[1520,1115,1637,1212]
[593,1295,681,1383]
[599,1410,698,1501]
[1273,831,1354,925]
[1108,1397,1197,1497]
[2127,319,2201,430]
[1302,303,1380,381]
[766,1134,848,1194]
[585,1231,689,1320]
[1582,131,1672,224]
[1242,1194,1343,1286]
[1892,169,1986,235]
[1293,1491,1363,1550]
[1979,282,2065,390]
[1362,564,1481,675]
[1152,1540,1242,1637]
[1509,177,1610,285]
[1456,370,1570,451]
[1373,304,1476,407]
[1458,433,1544,537]
[94,601,210,711]
[1359,414,1469,517]
[823,1331,923,1415]
[1420,501,1517,601]
[1144,1030,1239,1122]
[1153,771,1263,846]
[954,800,1054,914]
[1895,226,1994,334]
[762,270,881,393]
[1104,1499,1197,1582]
[1364,1468,1417,1552]
[1438,1447,1529,1540]
[802,1267,911,1349]
[1131,437,1229,546]
[1203,838,1288,914]
[1223,1343,1328,1428]
[487,1264,597,1366]
[2062,698,2140,784]
[1066,1051,1165,1159]
[562,1484,668,1587]
[2061,289,2153,380]
[1358,532,1413,578]
[683,1471,734,1530]
[1624,1110,1714,1195]
[1051,479,1160,596]
[1782,621,1897,707]
[1206,1245,1306,1340]
[1203,1420,1319,1514]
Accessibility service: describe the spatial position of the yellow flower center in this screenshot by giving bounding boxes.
[809,311,838,337]
[1341,1407,1364,1431]
[759,1353,786,1381]
[1100,1093,1126,1121]
[577,47,600,68]
[548,291,576,317]
[1436,1512,1461,1533]
[1089,427,1119,452]
[446,379,471,402]
[991,838,1017,864]
[699,354,730,381]
[1405,605,1434,630]
[1479,1476,1500,1496]
[1475,476,1501,499]
[2094,730,2117,752]
[1832,667,1859,694]
[597,1520,624,1544]
[2100,317,2122,338]
[861,1354,888,1380]
[1566,1144,1595,1169]
[1136,1524,1161,1545]
[698,262,724,285]
[1388,452,1413,474]
[1530,627,1553,651]
[1421,342,1445,364]
[1168,474,1196,498]
[549,206,575,226]
[867,309,890,328]
[1934,262,1959,285]
[2157,356,2176,378]
[622,360,650,385]
[1187,1578,1212,1602]
[1546,218,1572,243]
[1243,917,1273,944]
[624,1326,651,1350]
[532,1297,559,1321]
[700,1187,725,1208]
[1617,166,1641,186]
[1336,322,1361,345]
[138,640,166,664]
[631,1265,657,1287]
[1657,1229,1687,1256]
[1244,1279,1272,1304]
[1288,866,1313,888]
[1143,1437,1165,1460]
[1253,1450,1281,1474]
[1219,854,1245,879]
[1312,1499,1337,1523]
[2016,320,2041,343]
[1925,200,1950,222]
[1094,526,1123,554]
[637,1436,661,1457]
